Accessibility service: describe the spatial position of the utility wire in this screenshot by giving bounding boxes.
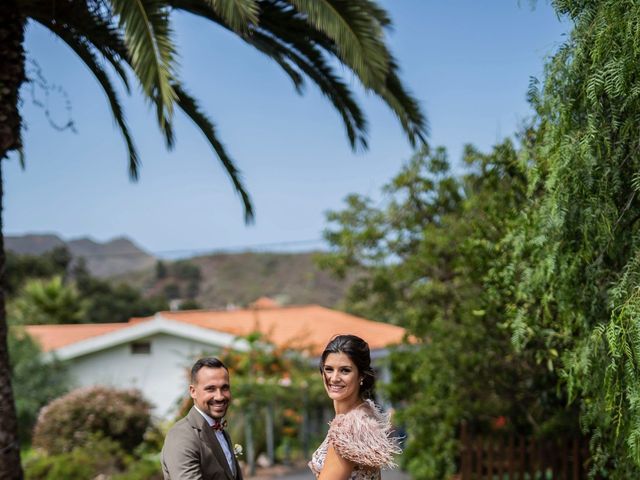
[13,238,327,259]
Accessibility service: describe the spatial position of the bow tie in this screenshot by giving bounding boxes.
[212,419,227,431]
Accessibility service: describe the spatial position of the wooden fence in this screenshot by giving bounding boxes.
[459,424,593,479]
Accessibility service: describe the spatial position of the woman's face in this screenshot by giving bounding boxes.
[322,352,362,402]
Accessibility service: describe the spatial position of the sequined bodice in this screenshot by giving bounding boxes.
[308,436,381,480]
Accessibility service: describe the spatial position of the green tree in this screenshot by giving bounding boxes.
[500,1,640,475]
[320,142,577,479]
[74,270,168,323]
[6,247,71,297]
[1,2,427,473]
[163,282,182,301]
[155,260,168,280]
[8,276,88,325]
[171,261,201,282]
[177,298,201,310]
[8,328,68,445]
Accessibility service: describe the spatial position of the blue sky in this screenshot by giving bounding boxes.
[6,1,569,257]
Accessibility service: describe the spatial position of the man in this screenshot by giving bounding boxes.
[162,357,243,480]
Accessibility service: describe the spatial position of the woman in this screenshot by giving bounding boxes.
[309,334,401,480]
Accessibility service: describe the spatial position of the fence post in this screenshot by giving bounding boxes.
[265,404,275,465]
[475,436,484,479]
[518,435,526,480]
[507,433,515,479]
[460,422,470,480]
[244,406,255,476]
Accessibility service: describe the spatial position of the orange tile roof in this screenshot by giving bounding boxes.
[22,305,407,355]
[158,305,406,355]
[249,296,280,309]
[22,323,131,352]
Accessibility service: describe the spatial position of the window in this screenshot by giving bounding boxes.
[131,341,151,355]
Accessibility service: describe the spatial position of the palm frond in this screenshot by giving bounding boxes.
[111,0,177,128]
[252,30,367,148]
[247,37,305,92]
[288,0,390,87]
[262,2,426,146]
[173,84,254,222]
[35,19,141,179]
[378,59,428,146]
[18,146,26,170]
[207,0,259,34]
[169,0,366,147]
[24,0,132,92]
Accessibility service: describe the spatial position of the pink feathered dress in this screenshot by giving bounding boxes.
[309,400,401,479]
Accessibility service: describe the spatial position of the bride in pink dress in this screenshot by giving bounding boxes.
[309,335,401,480]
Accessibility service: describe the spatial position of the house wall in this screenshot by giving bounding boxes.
[67,333,222,418]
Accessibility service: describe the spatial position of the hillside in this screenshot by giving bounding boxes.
[119,251,353,309]
[6,234,155,278]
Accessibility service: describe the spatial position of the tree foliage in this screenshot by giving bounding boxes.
[6,252,168,324]
[8,328,68,445]
[6,247,71,298]
[10,0,428,218]
[321,2,640,476]
[9,276,88,325]
[73,272,168,323]
[320,143,579,479]
[5,0,430,476]
[500,1,640,475]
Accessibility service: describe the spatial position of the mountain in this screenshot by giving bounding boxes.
[5,233,65,255]
[119,250,354,309]
[8,234,353,308]
[6,234,156,278]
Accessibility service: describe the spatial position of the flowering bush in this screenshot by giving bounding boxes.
[32,386,152,454]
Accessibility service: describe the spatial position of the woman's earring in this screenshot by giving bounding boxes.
[359,379,364,386]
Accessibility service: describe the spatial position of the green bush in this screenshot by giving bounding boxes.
[32,386,152,454]
[8,328,69,445]
[24,435,129,480]
[112,456,163,480]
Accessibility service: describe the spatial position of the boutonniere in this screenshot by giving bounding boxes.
[233,443,243,458]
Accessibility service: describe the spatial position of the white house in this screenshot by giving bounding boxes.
[24,301,407,418]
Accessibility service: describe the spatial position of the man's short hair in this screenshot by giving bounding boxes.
[190,357,228,384]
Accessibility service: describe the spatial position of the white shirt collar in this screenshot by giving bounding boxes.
[194,405,224,427]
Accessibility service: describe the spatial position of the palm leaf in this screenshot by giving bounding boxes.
[252,30,367,148]
[207,0,259,34]
[262,2,427,146]
[173,84,254,222]
[34,19,141,179]
[111,0,177,128]
[170,0,367,148]
[288,0,390,87]
[24,0,132,92]
[378,59,428,147]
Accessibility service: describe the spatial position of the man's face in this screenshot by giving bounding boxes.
[189,366,231,420]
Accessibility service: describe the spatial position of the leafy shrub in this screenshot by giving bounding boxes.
[32,386,152,454]
[112,456,163,480]
[24,435,129,480]
[8,328,69,445]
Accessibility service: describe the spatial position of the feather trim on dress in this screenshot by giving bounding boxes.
[326,399,402,469]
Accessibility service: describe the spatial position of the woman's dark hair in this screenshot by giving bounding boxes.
[319,334,375,399]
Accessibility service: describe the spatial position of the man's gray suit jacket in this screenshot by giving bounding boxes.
[161,407,243,480]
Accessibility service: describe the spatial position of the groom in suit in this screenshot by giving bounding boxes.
[162,357,243,480]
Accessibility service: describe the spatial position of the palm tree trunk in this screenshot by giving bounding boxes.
[0,0,25,157]
[0,1,26,478]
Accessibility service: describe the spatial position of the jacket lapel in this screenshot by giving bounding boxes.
[188,408,236,480]
[223,430,242,480]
